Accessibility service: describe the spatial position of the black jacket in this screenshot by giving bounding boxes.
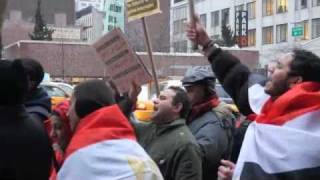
[0,105,52,180]
[25,87,51,122]
[207,46,266,116]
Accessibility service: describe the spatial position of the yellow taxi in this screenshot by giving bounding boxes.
[40,82,73,108]
[134,100,154,122]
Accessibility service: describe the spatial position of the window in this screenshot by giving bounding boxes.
[221,8,230,25]
[174,0,185,3]
[248,29,256,46]
[263,26,274,44]
[295,21,309,40]
[312,18,320,39]
[200,14,207,29]
[211,35,220,41]
[173,40,188,52]
[277,0,288,13]
[247,1,256,19]
[108,16,114,22]
[211,11,219,27]
[263,0,273,16]
[313,0,320,6]
[301,0,307,8]
[110,4,122,12]
[276,24,288,43]
[108,25,114,31]
[235,4,244,12]
[173,18,186,35]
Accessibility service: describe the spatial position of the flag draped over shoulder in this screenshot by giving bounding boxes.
[233,82,320,180]
[57,105,163,180]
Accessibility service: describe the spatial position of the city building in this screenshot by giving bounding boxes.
[5,0,75,25]
[2,0,78,47]
[103,0,125,32]
[76,0,105,11]
[76,6,105,42]
[170,0,320,65]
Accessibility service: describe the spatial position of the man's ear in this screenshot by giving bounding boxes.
[173,102,183,114]
[288,76,303,88]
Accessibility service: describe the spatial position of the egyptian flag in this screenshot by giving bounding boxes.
[57,105,163,180]
[233,82,320,180]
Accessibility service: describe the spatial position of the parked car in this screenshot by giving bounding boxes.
[40,82,73,108]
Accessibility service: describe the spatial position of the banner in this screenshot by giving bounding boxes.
[127,0,161,22]
[93,28,152,93]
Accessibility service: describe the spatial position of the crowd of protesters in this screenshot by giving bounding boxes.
[1,14,320,180]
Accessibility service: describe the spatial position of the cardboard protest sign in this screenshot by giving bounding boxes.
[127,0,161,22]
[93,28,152,93]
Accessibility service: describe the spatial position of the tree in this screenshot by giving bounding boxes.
[29,0,54,41]
[221,23,236,47]
[220,15,236,47]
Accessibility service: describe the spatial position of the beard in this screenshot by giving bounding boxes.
[264,78,290,99]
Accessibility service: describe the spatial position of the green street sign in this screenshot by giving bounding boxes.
[292,26,304,37]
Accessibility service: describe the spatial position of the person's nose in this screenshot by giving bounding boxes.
[50,129,57,139]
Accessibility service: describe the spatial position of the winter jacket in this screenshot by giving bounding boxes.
[0,105,52,180]
[188,102,234,180]
[134,119,202,180]
[25,87,51,122]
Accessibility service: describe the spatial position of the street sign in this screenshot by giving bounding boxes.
[292,26,304,37]
[127,0,161,22]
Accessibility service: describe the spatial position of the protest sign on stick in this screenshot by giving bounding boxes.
[127,0,161,22]
[127,0,162,96]
[93,28,152,94]
[188,0,198,50]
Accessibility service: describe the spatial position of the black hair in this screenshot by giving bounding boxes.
[168,86,191,119]
[0,59,29,105]
[74,79,116,118]
[289,49,320,83]
[19,58,44,87]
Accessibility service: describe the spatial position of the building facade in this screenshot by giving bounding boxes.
[76,6,105,42]
[103,0,125,32]
[76,0,105,11]
[170,0,320,65]
[5,0,75,25]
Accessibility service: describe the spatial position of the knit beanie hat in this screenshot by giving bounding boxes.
[0,59,28,105]
[73,79,116,118]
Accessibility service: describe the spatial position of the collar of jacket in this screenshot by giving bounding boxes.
[187,96,220,123]
[152,118,186,136]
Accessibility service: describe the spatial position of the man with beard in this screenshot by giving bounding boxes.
[132,86,202,180]
[187,16,320,180]
[181,66,234,180]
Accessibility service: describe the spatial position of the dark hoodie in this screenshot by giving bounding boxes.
[0,59,52,180]
[24,87,51,122]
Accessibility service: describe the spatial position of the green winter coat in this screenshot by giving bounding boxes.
[133,118,202,180]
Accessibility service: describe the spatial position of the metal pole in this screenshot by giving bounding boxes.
[142,17,160,96]
[188,0,198,50]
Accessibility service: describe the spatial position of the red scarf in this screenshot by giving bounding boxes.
[65,105,136,159]
[256,82,320,125]
[188,95,220,123]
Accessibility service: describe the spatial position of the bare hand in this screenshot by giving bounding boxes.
[128,81,141,104]
[217,159,235,180]
[186,15,211,47]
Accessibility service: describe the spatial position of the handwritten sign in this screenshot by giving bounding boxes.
[93,28,152,93]
[127,0,161,22]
